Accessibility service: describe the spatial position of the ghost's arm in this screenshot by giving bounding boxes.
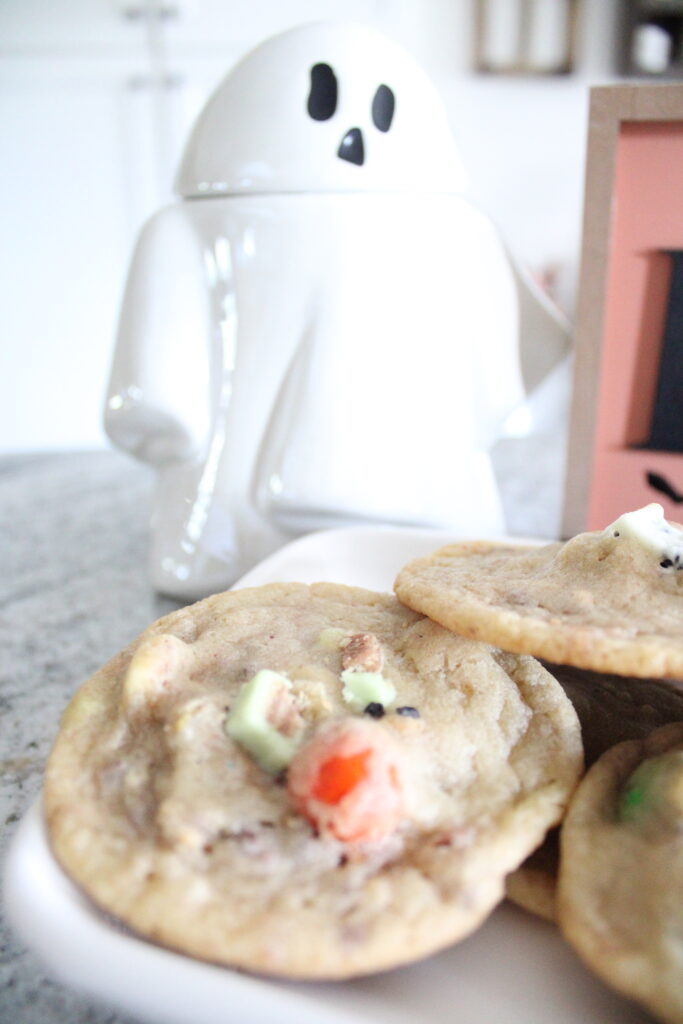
[104,205,212,465]
[507,249,572,395]
[466,211,571,447]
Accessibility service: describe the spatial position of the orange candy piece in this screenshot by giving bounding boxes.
[312,750,371,805]
[287,719,403,843]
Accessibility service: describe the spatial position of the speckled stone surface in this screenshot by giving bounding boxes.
[1,451,179,1024]
[0,438,565,1024]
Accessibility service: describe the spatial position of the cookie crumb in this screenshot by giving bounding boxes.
[340,633,384,673]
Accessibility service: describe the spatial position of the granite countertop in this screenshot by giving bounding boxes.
[0,434,567,1024]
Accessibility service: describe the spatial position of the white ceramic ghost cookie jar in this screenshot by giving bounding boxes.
[105,21,552,601]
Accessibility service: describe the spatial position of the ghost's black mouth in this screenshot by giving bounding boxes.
[337,127,365,166]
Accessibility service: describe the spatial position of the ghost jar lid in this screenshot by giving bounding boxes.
[175,21,468,198]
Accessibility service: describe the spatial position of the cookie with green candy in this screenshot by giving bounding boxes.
[394,503,683,679]
[505,666,683,922]
[44,581,582,979]
[557,721,683,1024]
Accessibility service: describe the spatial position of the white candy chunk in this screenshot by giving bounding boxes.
[605,504,683,566]
[225,670,303,774]
[341,669,396,712]
[122,633,192,718]
[317,627,348,650]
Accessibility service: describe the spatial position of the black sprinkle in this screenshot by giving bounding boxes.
[661,558,674,569]
[396,706,420,718]
[613,530,620,537]
[364,702,385,718]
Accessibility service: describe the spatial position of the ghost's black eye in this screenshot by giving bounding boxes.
[307,63,338,121]
[371,84,394,132]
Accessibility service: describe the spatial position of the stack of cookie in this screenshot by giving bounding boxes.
[395,501,683,1024]
[43,503,683,1022]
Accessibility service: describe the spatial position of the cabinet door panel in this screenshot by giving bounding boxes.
[163,0,385,51]
[0,0,148,55]
[0,59,160,450]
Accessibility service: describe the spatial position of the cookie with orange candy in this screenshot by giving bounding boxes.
[44,581,582,979]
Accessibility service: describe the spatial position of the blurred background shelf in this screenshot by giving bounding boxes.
[619,0,683,76]
[474,0,581,76]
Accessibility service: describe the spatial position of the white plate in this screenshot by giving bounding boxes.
[4,526,653,1024]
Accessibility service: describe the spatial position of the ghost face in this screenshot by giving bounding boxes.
[176,22,466,197]
[306,61,395,167]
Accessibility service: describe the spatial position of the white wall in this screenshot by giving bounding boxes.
[389,0,620,312]
[0,0,621,452]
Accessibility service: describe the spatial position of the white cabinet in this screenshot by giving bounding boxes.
[0,55,157,450]
[162,0,386,51]
[0,0,149,53]
[0,0,382,451]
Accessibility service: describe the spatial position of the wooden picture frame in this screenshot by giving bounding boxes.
[563,83,683,537]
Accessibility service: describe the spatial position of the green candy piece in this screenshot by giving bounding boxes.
[619,759,660,822]
[341,669,396,712]
[225,670,301,774]
[619,779,647,821]
[618,753,683,824]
